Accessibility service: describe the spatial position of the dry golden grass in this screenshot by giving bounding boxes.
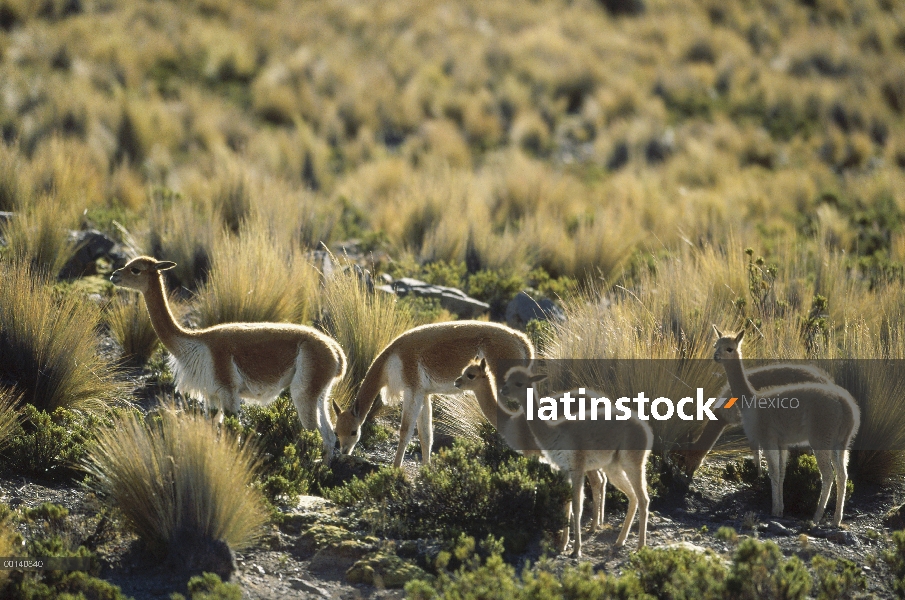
[0,387,22,451]
[194,219,321,327]
[84,404,268,558]
[319,264,418,409]
[0,258,128,414]
[106,292,160,366]
[0,195,78,277]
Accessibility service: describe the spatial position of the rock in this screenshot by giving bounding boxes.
[660,541,710,553]
[884,504,905,530]
[0,211,13,224]
[297,524,356,554]
[287,578,329,596]
[764,521,794,536]
[385,276,489,318]
[297,495,333,512]
[309,540,375,574]
[60,229,118,279]
[810,527,859,547]
[346,552,430,589]
[505,291,565,331]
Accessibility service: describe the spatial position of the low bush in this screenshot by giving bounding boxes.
[722,453,854,520]
[1,404,100,481]
[170,572,242,600]
[406,534,813,600]
[811,555,866,600]
[726,538,811,599]
[226,395,331,504]
[0,535,127,600]
[782,453,854,519]
[84,407,268,571]
[327,438,570,553]
[884,529,905,597]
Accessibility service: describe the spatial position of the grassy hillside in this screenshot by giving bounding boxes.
[0,0,903,282]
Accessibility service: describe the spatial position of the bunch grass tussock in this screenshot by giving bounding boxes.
[0,387,22,451]
[0,258,128,414]
[0,194,78,277]
[194,218,321,328]
[84,404,268,559]
[105,292,161,366]
[319,263,418,410]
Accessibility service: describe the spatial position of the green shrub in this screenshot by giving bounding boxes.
[229,395,331,504]
[328,439,570,553]
[631,546,726,600]
[84,406,268,563]
[407,535,812,600]
[883,529,905,597]
[1,536,128,600]
[715,526,739,544]
[0,258,128,414]
[726,538,811,600]
[783,453,853,519]
[22,502,68,524]
[1,404,99,481]
[811,555,866,600]
[465,269,524,320]
[170,572,242,600]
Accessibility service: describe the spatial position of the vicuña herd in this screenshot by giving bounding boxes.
[111,256,863,557]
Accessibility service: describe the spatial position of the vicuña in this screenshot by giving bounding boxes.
[111,256,346,460]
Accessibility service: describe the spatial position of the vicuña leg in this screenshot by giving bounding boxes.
[393,389,422,468]
[417,394,433,465]
[831,449,849,527]
[569,470,585,558]
[813,450,836,524]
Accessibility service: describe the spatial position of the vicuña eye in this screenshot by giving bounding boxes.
[350,429,357,436]
[130,268,141,275]
[467,373,475,379]
[727,347,734,352]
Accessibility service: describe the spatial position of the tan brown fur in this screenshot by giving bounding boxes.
[334,321,533,467]
[111,256,346,459]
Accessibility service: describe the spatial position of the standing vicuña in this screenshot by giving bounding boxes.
[678,364,834,477]
[712,326,860,526]
[111,256,346,459]
[500,366,652,556]
[334,321,533,468]
[454,359,606,545]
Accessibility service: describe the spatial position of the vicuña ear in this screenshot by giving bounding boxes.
[734,329,745,342]
[479,358,487,370]
[332,399,342,416]
[351,402,360,419]
[529,374,547,383]
[712,324,723,338]
[154,261,177,271]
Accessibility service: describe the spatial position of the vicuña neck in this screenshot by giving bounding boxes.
[722,357,755,403]
[143,274,192,353]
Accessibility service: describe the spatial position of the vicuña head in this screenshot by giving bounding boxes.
[111,256,176,293]
[712,325,744,362]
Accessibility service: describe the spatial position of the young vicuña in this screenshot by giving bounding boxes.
[712,326,860,526]
[333,321,533,468]
[110,256,346,459]
[499,366,652,557]
[454,359,606,544]
[679,364,834,476]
